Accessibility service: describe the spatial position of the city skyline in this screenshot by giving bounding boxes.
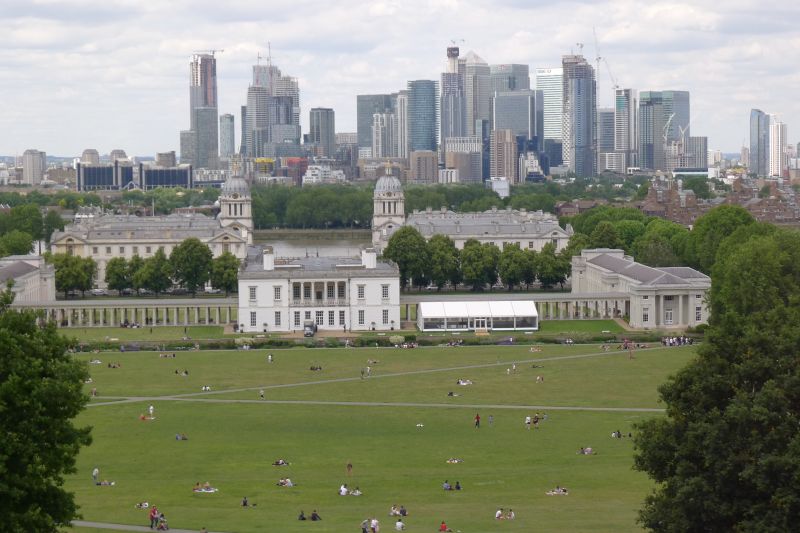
[0,0,797,156]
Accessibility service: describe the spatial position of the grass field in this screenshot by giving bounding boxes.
[67,326,228,343]
[67,343,695,532]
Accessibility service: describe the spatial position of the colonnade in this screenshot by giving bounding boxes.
[37,303,238,328]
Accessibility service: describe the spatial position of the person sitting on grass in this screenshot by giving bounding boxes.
[390,505,400,516]
[272,459,289,466]
[339,483,349,496]
[395,518,406,531]
[399,505,408,517]
[156,513,168,530]
[241,496,249,507]
[546,486,569,495]
[96,480,115,486]
[439,520,453,532]
[349,486,362,496]
[442,480,452,491]
[505,509,515,520]
[310,510,322,521]
[298,510,306,520]
[454,481,461,490]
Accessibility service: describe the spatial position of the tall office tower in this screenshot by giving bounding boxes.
[81,149,100,164]
[356,94,394,149]
[441,47,467,144]
[253,62,281,93]
[372,113,396,158]
[443,136,483,182]
[638,90,690,171]
[188,53,219,169]
[561,55,596,177]
[309,108,336,158]
[395,91,409,159]
[661,91,690,142]
[409,150,438,184]
[245,86,270,157]
[490,129,519,182]
[22,149,46,185]
[464,52,490,137]
[407,80,439,153]
[750,109,770,176]
[275,75,301,137]
[180,130,196,164]
[219,114,235,159]
[614,88,638,171]
[492,90,544,149]
[108,149,128,162]
[490,64,530,93]
[240,105,248,155]
[596,108,615,171]
[156,151,177,167]
[769,115,788,177]
[535,67,563,142]
[688,137,708,168]
[740,146,750,168]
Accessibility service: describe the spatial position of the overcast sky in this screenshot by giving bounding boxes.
[0,0,797,157]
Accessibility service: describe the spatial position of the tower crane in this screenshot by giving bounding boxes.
[193,49,225,56]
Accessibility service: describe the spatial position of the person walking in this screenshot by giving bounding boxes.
[92,467,99,483]
[148,506,159,529]
[488,414,494,426]
[347,460,353,476]
[474,413,481,428]
[259,389,265,400]
[148,405,154,417]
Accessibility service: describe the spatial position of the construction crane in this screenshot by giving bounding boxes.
[663,113,676,147]
[193,49,225,57]
[575,42,584,54]
[592,27,602,80]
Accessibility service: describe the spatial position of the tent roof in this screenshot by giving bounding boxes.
[419,300,538,319]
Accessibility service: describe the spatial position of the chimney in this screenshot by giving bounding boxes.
[262,246,275,271]
[361,247,377,269]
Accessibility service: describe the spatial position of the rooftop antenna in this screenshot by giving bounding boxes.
[267,41,272,67]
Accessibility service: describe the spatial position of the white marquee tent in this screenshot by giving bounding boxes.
[417,300,539,332]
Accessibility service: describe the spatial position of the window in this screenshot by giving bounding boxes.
[358,310,365,326]
[146,246,151,254]
[119,246,125,254]
[133,246,138,254]
[304,311,311,320]
[551,238,558,246]
[357,285,365,299]
[250,311,257,327]
[664,309,673,325]
[382,309,389,324]
[695,294,702,299]
[274,311,281,326]
[328,311,335,326]
[315,311,324,325]
[105,246,111,254]
[303,285,311,299]
[695,307,702,322]
[381,284,389,299]
[274,286,281,300]
[92,246,98,254]
[249,286,257,301]
[664,295,674,301]
[339,310,346,326]
[642,307,649,323]
[528,241,534,249]
[327,285,334,299]
[293,284,301,299]
[337,283,346,298]
[642,295,649,300]
[294,311,301,327]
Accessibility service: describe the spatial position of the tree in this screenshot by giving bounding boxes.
[136,249,172,296]
[104,257,130,295]
[42,210,65,244]
[76,257,97,297]
[0,290,92,532]
[561,233,591,259]
[498,244,527,290]
[48,254,90,299]
[127,255,145,295]
[170,239,213,296]
[589,221,624,249]
[210,252,240,296]
[481,243,501,288]
[536,242,566,289]
[684,205,754,273]
[425,235,460,290]
[521,249,538,289]
[8,204,43,242]
[460,239,487,291]
[614,219,647,253]
[634,229,800,531]
[0,230,34,257]
[680,175,713,199]
[631,233,682,267]
[382,226,428,290]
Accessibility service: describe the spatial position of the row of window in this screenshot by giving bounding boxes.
[248,309,392,328]
[249,284,391,301]
[642,306,703,324]
[87,242,239,257]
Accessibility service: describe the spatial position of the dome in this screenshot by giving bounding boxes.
[374,174,403,196]
[221,175,250,196]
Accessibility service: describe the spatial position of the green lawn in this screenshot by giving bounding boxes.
[67,326,228,343]
[66,343,694,532]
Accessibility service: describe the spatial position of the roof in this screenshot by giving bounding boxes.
[221,175,250,196]
[52,213,244,243]
[374,174,403,195]
[406,207,568,238]
[239,247,398,279]
[587,253,710,287]
[0,262,37,283]
[419,300,538,319]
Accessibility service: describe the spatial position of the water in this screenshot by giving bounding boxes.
[253,238,371,258]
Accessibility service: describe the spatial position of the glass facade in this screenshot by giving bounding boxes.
[407,80,439,152]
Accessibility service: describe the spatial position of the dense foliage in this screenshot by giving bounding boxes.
[634,226,800,531]
[0,288,92,531]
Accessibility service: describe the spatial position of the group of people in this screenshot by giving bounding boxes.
[524,413,543,429]
[174,433,188,441]
[662,335,693,346]
[107,362,122,368]
[389,505,409,517]
[495,508,516,520]
[200,385,211,391]
[456,378,473,385]
[309,365,323,371]
[339,483,361,496]
[192,482,217,493]
[174,369,189,376]
[611,430,631,439]
[147,506,168,530]
[277,478,294,487]
[546,486,569,496]
[159,353,177,358]
[297,510,321,521]
[442,480,461,491]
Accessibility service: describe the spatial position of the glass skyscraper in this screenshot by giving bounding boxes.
[561,55,596,177]
[491,90,544,150]
[407,80,439,153]
[749,109,769,176]
[356,94,394,149]
[188,53,219,169]
[535,67,563,141]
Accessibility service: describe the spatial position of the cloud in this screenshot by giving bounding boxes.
[0,0,798,156]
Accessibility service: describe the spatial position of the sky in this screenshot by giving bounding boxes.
[0,0,797,157]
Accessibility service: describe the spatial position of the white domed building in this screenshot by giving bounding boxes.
[371,168,406,252]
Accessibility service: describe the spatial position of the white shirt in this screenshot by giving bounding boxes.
[496,510,503,519]
[395,520,405,530]
[339,485,348,496]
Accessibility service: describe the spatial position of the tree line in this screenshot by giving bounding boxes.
[46,238,240,298]
[0,204,64,257]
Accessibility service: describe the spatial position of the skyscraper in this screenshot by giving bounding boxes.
[395,91,409,159]
[596,108,615,171]
[490,64,530,93]
[749,109,770,176]
[614,88,638,171]
[22,149,46,185]
[769,115,787,177]
[275,75,301,139]
[490,129,518,182]
[562,55,596,177]
[356,94,394,149]
[440,47,466,143]
[407,80,439,153]
[219,114,235,159]
[638,91,690,171]
[309,108,336,158]
[464,52,490,137]
[188,53,219,169]
[492,90,544,149]
[372,113,396,158]
[535,67,563,141]
[245,85,270,157]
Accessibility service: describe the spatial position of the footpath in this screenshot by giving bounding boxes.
[72,520,226,533]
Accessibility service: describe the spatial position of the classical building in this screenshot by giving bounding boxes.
[371,169,406,250]
[238,246,400,333]
[571,248,710,329]
[50,175,253,288]
[0,255,55,303]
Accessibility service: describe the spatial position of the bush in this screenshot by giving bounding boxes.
[325,337,340,348]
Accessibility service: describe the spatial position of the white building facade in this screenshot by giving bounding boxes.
[238,247,401,333]
[571,248,710,329]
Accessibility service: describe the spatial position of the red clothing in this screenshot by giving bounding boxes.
[439,523,448,532]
